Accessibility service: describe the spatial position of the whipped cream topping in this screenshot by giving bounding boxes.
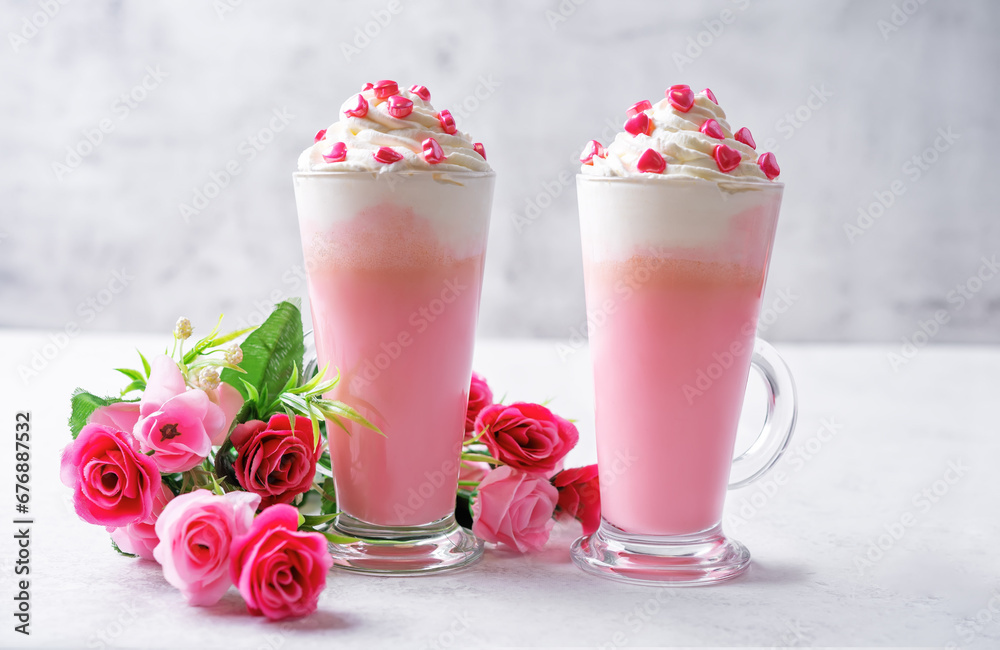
[298,81,491,174]
[582,86,778,183]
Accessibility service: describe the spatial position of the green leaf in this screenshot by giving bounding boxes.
[238,378,260,403]
[114,368,144,382]
[322,531,361,545]
[220,301,304,404]
[110,538,137,558]
[301,513,338,527]
[460,452,499,465]
[68,389,124,439]
[314,399,383,436]
[137,350,151,378]
[120,379,146,396]
[209,325,257,347]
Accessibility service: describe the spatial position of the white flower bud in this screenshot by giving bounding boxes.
[224,344,243,366]
[174,317,193,340]
[198,367,220,390]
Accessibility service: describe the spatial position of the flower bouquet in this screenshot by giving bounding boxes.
[62,300,599,620]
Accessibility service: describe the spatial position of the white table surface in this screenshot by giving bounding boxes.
[2,330,998,649]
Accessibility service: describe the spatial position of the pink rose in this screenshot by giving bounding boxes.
[459,460,491,488]
[109,482,174,560]
[134,355,243,473]
[472,465,558,553]
[230,414,320,509]
[153,489,260,606]
[465,372,494,440]
[88,401,141,433]
[230,504,333,620]
[553,464,601,535]
[60,423,161,527]
[475,402,579,474]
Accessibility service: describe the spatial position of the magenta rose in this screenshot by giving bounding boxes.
[472,465,558,553]
[153,489,260,606]
[553,464,601,535]
[475,402,579,474]
[230,504,333,620]
[134,355,243,473]
[465,372,494,440]
[109,482,174,560]
[230,414,320,509]
[60,422,161,528]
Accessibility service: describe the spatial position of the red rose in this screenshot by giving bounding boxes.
[553,464,601,535]
[465,372,494,440]
[229,504,333,620]
[60,423,161,528]
[474,402,579,474]
[230,414,320,508]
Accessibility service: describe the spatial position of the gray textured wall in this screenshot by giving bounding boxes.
[2,0,997,343]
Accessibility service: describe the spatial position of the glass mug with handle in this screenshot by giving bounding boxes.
[571,174,796,585]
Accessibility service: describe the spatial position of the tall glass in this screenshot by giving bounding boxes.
[293,171,494,575]
[571,175,796,585]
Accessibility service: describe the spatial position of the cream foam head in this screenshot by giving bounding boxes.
[580,85,780,184]
[298,80,491,174]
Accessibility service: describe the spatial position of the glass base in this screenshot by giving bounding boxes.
[570,521,750,586]
[327,513,483,576]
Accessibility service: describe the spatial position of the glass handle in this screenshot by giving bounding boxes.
[728,338,798,489]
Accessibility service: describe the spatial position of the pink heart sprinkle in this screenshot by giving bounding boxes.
[627,100,652,118]
[580,140,605,164]
[758,152,780,179]
[322,141,347,163]
[362,82,373,91]
[387,95,414,119]
[624,113,652,137]
[702,88,718,104]
[409,85,431,101]
[669,84,690,91]
[373,147,403,164]
[314,129,327,143]
[735,127,756,149]
[373,80,398,100]
[422,138,444,164]
[700,118,724,140]
[344,94,368,118]
[667,86,695,113]
[473,143,486,160]
[636,148,666,174]
[713,144,741,173]
[438,110,457,135]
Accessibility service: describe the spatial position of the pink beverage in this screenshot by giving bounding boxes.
[580,177,781,536]
[294,171,493,572]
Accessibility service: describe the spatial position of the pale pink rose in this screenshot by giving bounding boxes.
[134,355,243,473]
[60,423,161,528]
[230,504,333,620]
[472,465,558,553]
[152,489,260,606]
[109,482,174,560]
[88,401,141,433]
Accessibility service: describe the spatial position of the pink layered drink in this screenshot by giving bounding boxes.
[294,80,493,542]
[577,86,784,537]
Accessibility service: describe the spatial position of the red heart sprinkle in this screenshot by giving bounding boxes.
[362,82,373,91]
[473,143,486,160]
[713,144,741,172]
[700,118,724,140]
[373,80,398,100]
[624,113,652,136]
[422,138,444,164]
[667,86,695,112]
[314,129,327,143]
[409,85,431,101]
[373,147,403,164]
[702,88,718,104]
[735,127,756,149]
[627,100,652,118]
[438,110,457,135]
[580,140,606,164]
[758,152,780,179]
[636,148,666,174]
[322,141,347,163]
[344,94,368,118]
[386,95,413,118]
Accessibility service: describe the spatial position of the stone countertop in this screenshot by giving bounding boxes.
[2,331,998,649]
